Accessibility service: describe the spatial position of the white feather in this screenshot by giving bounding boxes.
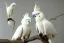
[11,25,23,40]
[6,2,16,18]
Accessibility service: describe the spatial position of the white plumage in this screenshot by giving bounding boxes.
[5,2,16,30]
[32,4,57,43]
[11,13,31,41]
[5,2,16,18]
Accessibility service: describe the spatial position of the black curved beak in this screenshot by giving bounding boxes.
[28,21,30,23]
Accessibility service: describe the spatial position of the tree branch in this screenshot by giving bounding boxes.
[0,35,49,43]
[49,14,64,21]
[26,35,49,43]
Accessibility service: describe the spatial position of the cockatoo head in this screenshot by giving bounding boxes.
[10,3,16,7]
[32,4,45,22]
[21,13,31,25]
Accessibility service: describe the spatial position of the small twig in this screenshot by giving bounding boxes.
[49,14,64,21]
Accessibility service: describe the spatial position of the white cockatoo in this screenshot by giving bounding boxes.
[5,2,16,30]
[32,4,57,43]
[11,13,31,41]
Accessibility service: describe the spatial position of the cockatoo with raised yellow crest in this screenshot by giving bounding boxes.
[32,4,57,43]
[11,13,31,41]
[5,2,16,30]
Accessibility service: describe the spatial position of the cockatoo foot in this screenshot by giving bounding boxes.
[39,33,47,39]
[43,35,48,39]
[39,33,43,37]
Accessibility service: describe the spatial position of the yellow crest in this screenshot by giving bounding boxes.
[23,13,29,17]
[34,4,40,11]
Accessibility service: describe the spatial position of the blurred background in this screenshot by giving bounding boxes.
[0,0,64,43]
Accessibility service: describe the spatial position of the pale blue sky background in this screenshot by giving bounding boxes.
[0,0,64,43]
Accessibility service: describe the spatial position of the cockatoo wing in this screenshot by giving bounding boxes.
[5,2,10,17]
[36,22,44,34]
[5,2,15,18]
[11,25,23,40]
[35,24,39,33]
[25,28,31,39]
[43,20,57,38]
[27,28,31,39]
[7,6,14,18]
[21,25,31,39]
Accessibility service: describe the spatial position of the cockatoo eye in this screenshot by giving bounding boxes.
[33,14,36,18]
[32,13,39,18]
[36,13,40,16]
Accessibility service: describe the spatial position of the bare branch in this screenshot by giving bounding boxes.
[0,39,23,43]
[49,14,64,21]
[0,35,49,43]
[26,35,39,42]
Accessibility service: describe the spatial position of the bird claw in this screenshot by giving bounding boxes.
[43,35,48,39]
[43,35,47,37]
